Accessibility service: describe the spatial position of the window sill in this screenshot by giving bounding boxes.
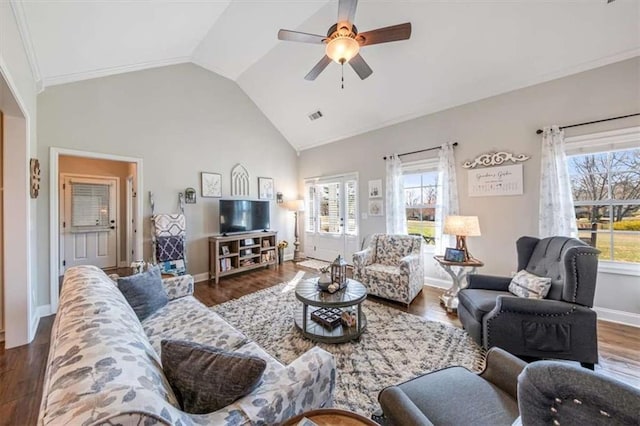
[598,261,640,277]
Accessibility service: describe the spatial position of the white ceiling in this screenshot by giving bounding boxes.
[14,0,640,150]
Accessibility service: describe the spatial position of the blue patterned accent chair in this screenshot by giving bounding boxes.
[353,234,423,306]
[458,236,600,369]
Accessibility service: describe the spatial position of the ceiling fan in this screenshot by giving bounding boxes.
[277,0,411,83]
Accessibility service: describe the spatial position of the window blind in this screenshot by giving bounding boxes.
[71,182,110,229]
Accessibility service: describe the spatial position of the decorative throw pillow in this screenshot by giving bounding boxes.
[117,265,168,321]
[161,340,267,414]
[508,270,552,299]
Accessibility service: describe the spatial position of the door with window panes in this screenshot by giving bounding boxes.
[304,174,358,263]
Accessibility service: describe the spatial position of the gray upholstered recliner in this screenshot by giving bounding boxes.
[458,236,600,368]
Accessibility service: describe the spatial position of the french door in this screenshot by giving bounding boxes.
[304,173,359,263]
[61,175,118,272]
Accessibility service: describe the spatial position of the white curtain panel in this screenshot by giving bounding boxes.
[385,154,407,234]
[539,126,578,238]
[435,142,460,255]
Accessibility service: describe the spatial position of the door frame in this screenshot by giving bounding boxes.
[59,173,120,274]
[49,148,143,313]
[126,175,135,265]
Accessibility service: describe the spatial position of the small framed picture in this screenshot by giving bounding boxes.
[368,199,383,216]
[262,240,270,248]
[221,246,230,255]
[368,179,382,198]
[258,177,274,199]
[444,247,466,263]
[201,172,222,198]
[244,238,254,245]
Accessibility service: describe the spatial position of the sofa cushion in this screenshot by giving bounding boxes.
[509,270,552,299]
[366,263,401,282]
[144,297,249,354]
[161,340,267,414]
[458,289,514,322]
[393,366,519,425]
[118,266,169,321]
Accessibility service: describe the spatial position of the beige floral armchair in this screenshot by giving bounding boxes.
[353,234,424,306]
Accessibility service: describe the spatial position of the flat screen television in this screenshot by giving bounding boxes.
[219,199,270,234]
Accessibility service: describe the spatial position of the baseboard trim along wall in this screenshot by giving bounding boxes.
[595,307,640,328]
[193,272,209,283]
[424,277,452,289]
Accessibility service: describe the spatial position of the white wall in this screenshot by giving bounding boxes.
[299,57,640,320]
[1,1,39,347]
[37,63,299,307]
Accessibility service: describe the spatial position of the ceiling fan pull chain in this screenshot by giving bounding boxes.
[341,60,345,89]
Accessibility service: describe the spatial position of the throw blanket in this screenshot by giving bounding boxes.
[153,213,186,237]
[156,236,185,262]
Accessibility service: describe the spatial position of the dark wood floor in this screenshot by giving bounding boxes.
[2,261,639,425]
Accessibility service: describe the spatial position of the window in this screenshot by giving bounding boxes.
[567,142,639,264]
[403,162,439,245]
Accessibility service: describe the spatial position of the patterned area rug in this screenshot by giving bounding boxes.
[211,279,485,416]
[297,259,331,270]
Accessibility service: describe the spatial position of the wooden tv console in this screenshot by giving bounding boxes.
[208,231,278,284]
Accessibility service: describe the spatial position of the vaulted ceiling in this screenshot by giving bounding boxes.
[13,0,640,150]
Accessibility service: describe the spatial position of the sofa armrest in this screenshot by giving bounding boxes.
[400,253,422,274]
[353,247,373,267]
[479,347,527,400]
[238,347,336,424]
[467,274,512,291]
[162,274,194,300]
[379,386,434,426]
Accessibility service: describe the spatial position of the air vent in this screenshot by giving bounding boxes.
[308,111,323,121]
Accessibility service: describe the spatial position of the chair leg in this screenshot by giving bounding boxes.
[580,362,595,370]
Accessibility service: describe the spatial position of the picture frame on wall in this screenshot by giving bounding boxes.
[201,172,222,197]
[258,177,274,199]
[368,199,383,216]
[368,179,382,198]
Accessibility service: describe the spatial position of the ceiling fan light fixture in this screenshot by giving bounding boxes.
[326,36,359,64]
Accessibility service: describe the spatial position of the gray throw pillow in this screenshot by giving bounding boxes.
[161,340,267,414]
[117,266,168,321]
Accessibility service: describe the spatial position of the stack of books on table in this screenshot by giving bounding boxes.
[219,258,232,271]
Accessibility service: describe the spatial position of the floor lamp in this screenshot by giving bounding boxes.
[286,200,306,262]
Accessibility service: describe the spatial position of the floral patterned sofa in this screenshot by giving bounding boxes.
[38,265,336,426]
[353,234,423,306]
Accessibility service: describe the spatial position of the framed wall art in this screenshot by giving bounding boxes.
[201,172,222,197]
[368,199,383,216]
[368,179,382,198]
[258,177,274,199]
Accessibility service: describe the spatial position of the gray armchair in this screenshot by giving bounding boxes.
[458,236,600,368]
[352,234,423,306]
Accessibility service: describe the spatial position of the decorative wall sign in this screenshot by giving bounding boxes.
[368,199,384,216]
[201,172,222,197]
[462,151,530,169]
[468,164,523,197]
[368,179,382,198]
[231,164,250,197]
[258,177,274,199]
[30,158,40,199]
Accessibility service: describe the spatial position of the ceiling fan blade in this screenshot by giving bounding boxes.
[278,29,326,44]
[356,23,412,46]
[305,56,332,81]
[349,53,373,80]
[337,0,358,23]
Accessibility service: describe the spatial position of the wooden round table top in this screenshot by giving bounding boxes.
[283,409,378,426]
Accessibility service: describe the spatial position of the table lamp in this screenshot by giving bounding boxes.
[285,200,306,262]
[443,215,481,262]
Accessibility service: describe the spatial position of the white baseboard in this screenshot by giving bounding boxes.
[285,253,294,261]
[595,307,640,328]
[424,276,452,289]
[193,272,209,283]
[37,304,53,317]
[0,330,4,343]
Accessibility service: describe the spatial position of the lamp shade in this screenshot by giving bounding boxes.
[444,215,481,237]
[285,199,305,212]
[325,36,360,64]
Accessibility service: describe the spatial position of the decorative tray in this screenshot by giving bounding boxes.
[310,307,343,329]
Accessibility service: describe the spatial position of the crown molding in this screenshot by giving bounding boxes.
[42,56,192,88]
[9,0,43,92]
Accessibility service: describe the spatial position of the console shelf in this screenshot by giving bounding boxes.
[208,231,278,284]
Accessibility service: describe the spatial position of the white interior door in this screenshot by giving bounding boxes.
[62,176,118,271]
[304,174,359,263]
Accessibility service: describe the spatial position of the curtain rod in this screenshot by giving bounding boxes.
[535,113,640,135]
[383,142,458,160]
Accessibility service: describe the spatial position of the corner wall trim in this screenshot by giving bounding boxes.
[595,307,640,328]
[37,304,52,318]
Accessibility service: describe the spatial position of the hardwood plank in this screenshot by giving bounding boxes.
[2,262,638,426]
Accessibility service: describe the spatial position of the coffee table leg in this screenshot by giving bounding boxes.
[357,303,362,334]
[303,303,308,334]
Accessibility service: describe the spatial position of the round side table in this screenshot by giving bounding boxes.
[282,408,378,426]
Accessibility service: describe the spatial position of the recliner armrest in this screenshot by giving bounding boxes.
[491,295,583,315]
[379,386,434,426]
[467,274,512,291]
[479,347,527,400]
